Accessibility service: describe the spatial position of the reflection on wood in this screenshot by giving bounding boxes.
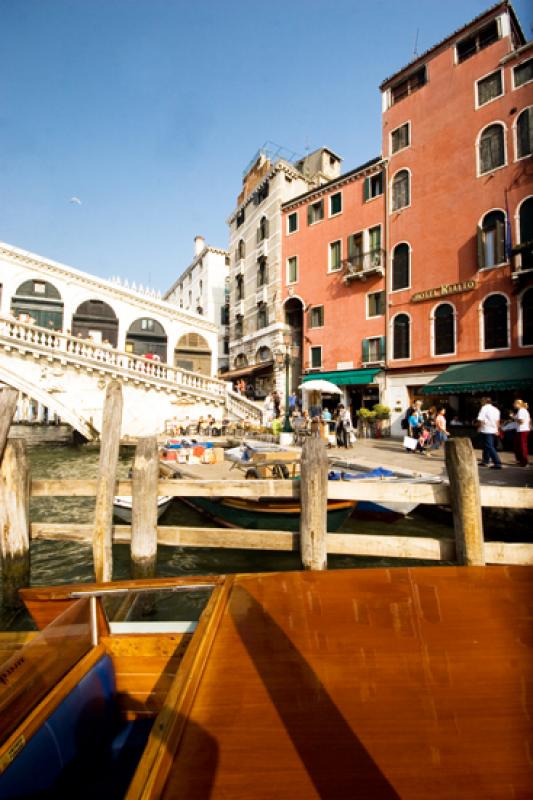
[0,598,92,746]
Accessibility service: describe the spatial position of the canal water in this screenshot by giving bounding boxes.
[1,443,457,629]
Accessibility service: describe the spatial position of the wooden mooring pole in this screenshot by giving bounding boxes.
[131,436,158,579]
[0,387,19,461]
[300,436,328,570]
[0,440,30,607]
[93,381,123,583]
[445,437,485,566]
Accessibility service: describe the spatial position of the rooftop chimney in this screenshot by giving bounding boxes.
[194,235,205,256]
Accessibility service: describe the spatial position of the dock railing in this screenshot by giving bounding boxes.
[0,382,532,605]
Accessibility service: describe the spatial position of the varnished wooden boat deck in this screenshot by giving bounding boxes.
[156,566,532,799]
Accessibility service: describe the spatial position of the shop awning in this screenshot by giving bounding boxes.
[219,361,273,381]
[422,357,533,394]
[302,368,381,387]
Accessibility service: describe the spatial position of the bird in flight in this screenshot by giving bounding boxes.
[69,196,82,205]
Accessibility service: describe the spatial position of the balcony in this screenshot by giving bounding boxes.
[342,249,385,282]
[256,286,268,305]
[256,239,269,258]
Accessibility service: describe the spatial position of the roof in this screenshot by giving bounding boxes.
[422,356,533,394]
[281,156,383,211]
[380,1,526,90]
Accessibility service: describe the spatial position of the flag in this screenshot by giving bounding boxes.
[505,189,512,262]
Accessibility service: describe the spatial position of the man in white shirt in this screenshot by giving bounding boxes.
[477,397,502,469]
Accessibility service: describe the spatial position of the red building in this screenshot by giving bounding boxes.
[282,158,387,412]
[282,1,533,431]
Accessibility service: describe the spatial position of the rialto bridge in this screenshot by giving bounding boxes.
[0,243,261,437]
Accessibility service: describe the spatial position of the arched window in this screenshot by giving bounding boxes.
[516,107,533,159]
[237,239,245,260]
[257,346,273,363]
[478,123,505,174]
[519,196,533,270]
[391,170,410,211]
[257,216,269,243]
[392,313,410,359]
[483,295,509,350]
[174,332,211,375]
[392,243,410,290]
[72,299,118,345]
[477,210,506,268]
[235,353,248,368]
[521,288,533,346]
[126,318,167,360]
[434,303,455,356]
[11,279,64,330]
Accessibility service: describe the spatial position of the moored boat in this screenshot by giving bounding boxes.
[113,494,173,524]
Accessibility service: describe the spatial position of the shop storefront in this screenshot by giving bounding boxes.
[302,368,382,421]
[221,360,275,400]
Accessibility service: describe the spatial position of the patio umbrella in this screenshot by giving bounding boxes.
[298,379,342,394]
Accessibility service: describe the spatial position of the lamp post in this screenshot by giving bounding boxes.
[275,332,299,434]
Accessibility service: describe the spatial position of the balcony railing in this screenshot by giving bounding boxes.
[342,249,385,281]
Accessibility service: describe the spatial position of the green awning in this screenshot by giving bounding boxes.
[422,357,533,395]
[302,368,380,387]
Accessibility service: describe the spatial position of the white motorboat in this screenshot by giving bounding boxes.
[113,495,173,524]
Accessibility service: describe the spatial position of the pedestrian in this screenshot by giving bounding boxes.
[513,399,531,467]
[476,397,502,469]
[272,391,281,419]
[263,392,274,424]
[432,407,448,452]
[407,401,424,453]
[336,404,352,448]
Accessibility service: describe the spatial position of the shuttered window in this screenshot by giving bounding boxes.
[434,304,455,356]
[310,346,322,368]
[393,314,410,359]
[287,256,298,284]
[456,19,499,63]
[362,336,385,363]
[363,172,383,201]
[309,306,324,328]
[392,243,410,290]
[391,170,410,211]
[476,70,502,106]
[308,200,324,225]
[287,212,298,233]
[478,124,505,174]
[517,107,533,159]
[483,295,508,349]
[329,192,342,215]
[477,210,506,269]
[348,233,363,266]
[521,288,533,346]
[329,241,342,271]
[367,291,385,318]
[514,58,533,88]
[391,123,410,154]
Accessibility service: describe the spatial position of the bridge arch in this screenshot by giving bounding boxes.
[126,317,167,360]
[11,278,64,330]
[72,299,119,346]
[174,332,211,375]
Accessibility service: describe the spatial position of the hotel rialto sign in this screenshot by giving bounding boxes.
[411,280,476,303]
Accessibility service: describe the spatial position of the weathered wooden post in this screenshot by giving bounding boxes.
[93,381,123,582]
[300,436,328,570]
[0,387,19,461]
[0,440,30,607]
[445,437,485,566]
[131,436,158,579]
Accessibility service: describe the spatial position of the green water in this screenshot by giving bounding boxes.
[0,443,456,629]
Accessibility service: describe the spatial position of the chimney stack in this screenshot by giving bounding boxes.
[194,235,205,256]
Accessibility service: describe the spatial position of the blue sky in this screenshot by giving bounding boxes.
[1,0,531,291]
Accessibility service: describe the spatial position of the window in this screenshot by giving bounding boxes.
[483,294,509,349]
[287,212,298,234]
[348,233,363,267]
[368,226,381,254]
[329,192,342,216]
[220,305,229,325]
[254,182,269,205]
[521,288,533,346]
[519,197,533,269]
[141,318,154,331]
[390,66,427,105]
[434,303,455,355]
[235,315,243,338]
[310,346,322,368]
[516,108,533,159]
[257,303,268,330]
[257,257,268,287]
[236,208,245,228]
[34,281,46,295]
[287,256,298,284]
[367,291,385,318]
[478,123,505,174]
[391,170,410,211]
[236,274,244,300]
[236,239,245,260]
[257,216,269,242]
[329,240,342,271]
[223,338,229,355]
[308,199,324,225]
[476,70,503,106]
[363,172,383,201]
[391,123,410,154]
[456,19,499,63]
[392,243,410,290]
[477,210,506,268]
[362,336,385,363]
[513,57,533,88]
[309,306,324,328]
[393,314,410,359]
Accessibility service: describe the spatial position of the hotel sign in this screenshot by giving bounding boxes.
[411,280,476,303]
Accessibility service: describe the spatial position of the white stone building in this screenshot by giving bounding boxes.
[226,145,341,398]
[163,236,230,373]
[0,241,219,372]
